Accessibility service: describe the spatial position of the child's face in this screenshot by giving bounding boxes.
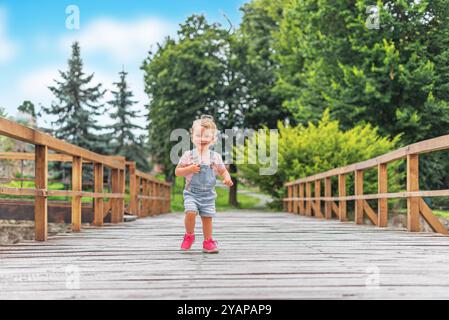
[192,126,216,149]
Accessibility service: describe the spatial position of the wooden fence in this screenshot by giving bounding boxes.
[0,117,171,241]
[284,134,449,235]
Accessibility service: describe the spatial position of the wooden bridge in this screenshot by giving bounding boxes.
[1,117,449,299]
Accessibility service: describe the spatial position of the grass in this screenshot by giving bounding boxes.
[171,176,261,212]
[395,208,449,218]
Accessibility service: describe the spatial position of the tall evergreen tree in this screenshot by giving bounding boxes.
[108,69,149,171]
[42,41,107,153]
[0,106,7,118]
[18,101,36,118]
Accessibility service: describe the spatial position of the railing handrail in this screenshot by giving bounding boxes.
[0,117,123,169]
[285,134,449,186]
[0,117,172,242]
[284,133,449,236]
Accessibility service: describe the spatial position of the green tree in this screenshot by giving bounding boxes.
[273,0,449,190]
[0,106,7,118]
[18,101,36,118]
[108,69,149,171]
[42,41,107,153]
[238,0,292,128]
[142,15,246,206]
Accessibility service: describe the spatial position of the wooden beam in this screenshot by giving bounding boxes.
[299,183,305,215]
[285,134,449,186]
[363,200,378,226]
[407,154,420,232]
[142,179,149,217]
[34,145,48,241]
[378,163,388,227]
[305,182,312,216]
[293,184,299,214]
[71,156,82,232]
[355,170,364,225]
[419,198,448,235]
[128,162,137,215]
[331,201,339,218]
[338,174,347,221]
[287,185,293,213]
[0,118,124,169]
[119,169,126,220]
[314,180,323,218]
[93,163,104,226]
[110,169,121,223]
[324,178,332,219]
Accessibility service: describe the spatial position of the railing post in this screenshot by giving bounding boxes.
[119,168,126,220]
[407,154,420,232]
[325,177,332,219]
[142,180,152,217]
[111,169,121,223]
[306,182,312,216]
[72,156,82,232]
[136,176,141,217]
[151,182,157,215]
[167,184,172,213]
[299,183,305,215]
[378,163,388,227]
[35,145,48,241]
[354,170,364,225]
[314,180,322,218]
[93,163,104,226]
[128,162,137,216]
[293,184,299,214]
[338,174,347,221]
[287,185,293,213]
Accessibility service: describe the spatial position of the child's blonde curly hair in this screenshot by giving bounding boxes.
[190,115,217,136]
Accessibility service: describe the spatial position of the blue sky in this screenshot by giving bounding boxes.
[0,0,247,129]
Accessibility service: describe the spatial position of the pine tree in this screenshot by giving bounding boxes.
[42,41,107,153]
[108,69,149,171]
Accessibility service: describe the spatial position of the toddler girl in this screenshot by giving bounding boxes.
[175,115,233,253]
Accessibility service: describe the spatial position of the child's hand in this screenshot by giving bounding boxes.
[188,164,201,174]
[223,176,234,187]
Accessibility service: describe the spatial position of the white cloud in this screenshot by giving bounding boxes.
[60,17,176,63]
[0,7,18,63]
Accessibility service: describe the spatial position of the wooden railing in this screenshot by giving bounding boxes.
[284,134,449,235]
[0,117,171,241]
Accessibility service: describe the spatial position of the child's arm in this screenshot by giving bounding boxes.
[175,164,200,177]
[175,151,200,177]
[216,166,233,187]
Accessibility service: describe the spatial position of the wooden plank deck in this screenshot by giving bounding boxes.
[1,210,449,299]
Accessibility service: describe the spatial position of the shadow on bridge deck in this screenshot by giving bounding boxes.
[1,210,449,299]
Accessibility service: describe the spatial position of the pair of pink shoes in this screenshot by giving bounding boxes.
[181,233,219,253]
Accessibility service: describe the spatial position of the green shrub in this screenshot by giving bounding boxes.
[237,109,403,207]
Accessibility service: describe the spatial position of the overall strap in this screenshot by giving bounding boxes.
[192,148,200,164]
[209,150,215,166]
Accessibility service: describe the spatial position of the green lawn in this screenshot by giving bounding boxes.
[171,177,261,212]
[396,208,449,218]
[0,180,131,203]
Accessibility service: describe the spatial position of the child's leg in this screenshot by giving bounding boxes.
[185,211,197,234]
[201,216,213,240]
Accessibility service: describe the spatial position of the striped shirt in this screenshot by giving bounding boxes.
[177,150,226,189]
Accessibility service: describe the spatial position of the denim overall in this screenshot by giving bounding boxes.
[183,148,217,217]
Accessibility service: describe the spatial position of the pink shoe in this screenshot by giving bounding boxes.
[203,239,219,253]
[181,233,195,251]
